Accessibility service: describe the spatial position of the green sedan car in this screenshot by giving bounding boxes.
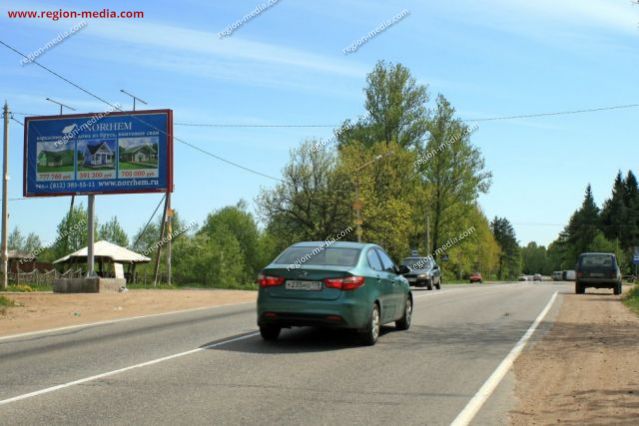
[257,241,413,345]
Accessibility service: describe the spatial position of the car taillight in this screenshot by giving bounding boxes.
[257,274,285,288]
[577,272,583,278]
[324,276,366,291]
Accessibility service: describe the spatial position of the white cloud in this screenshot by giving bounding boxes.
[461,0,638,37]
[82,20,366,78]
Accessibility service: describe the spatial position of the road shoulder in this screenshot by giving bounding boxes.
[0,289,256,337]
[510,287,639,424]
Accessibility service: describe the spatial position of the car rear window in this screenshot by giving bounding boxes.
[579,254,614,268]
[275,246,361,267]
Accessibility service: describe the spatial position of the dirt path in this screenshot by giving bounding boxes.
[0,289,257,337]
[511,288,639,425]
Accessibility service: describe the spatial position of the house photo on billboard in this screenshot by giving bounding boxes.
[78,140,116,170]
[118,137,160,178]
[36,141,74,175]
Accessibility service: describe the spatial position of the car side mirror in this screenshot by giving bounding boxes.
[397,265,410,275]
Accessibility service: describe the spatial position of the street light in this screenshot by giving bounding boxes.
[353,151,394,242]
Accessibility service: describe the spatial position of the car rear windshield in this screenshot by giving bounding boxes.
[275,246,361,267]
[579,254,614,269]
[402,257,432,270]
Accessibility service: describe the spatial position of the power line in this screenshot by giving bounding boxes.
[15,103,639,128]
[10,116,23,127]
[174,122,336,128]
[466,103,639,122]
[0,39,281,182]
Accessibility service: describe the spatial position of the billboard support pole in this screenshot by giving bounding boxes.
[1,102,9,290]
[86,194,95,277]
[166,191,172,286]
[153,196,168,287]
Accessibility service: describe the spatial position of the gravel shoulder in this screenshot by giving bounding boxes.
[511,287,639,424]
[0,289,257,337]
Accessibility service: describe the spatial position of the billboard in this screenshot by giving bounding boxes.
[23,109,173,197]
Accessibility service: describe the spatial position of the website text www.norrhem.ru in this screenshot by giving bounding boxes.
[7,9,144,21]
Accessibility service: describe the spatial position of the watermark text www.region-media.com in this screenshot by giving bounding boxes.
[7,9,144,21]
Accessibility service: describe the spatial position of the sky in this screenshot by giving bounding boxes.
[1,0,638,248]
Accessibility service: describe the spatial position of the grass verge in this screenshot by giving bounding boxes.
[622,285,639,315]
[127,282,258,291]
[0,295,16,316]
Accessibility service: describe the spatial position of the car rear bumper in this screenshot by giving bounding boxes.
[257,296,370,329]
[577,278,619,288]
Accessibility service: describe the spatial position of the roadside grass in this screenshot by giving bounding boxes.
[0,295,16,316]
[127,282,258,291]
[1,283,52,292]
[622,285,639,315]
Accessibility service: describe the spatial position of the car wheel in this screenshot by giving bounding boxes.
[614,282,622,295]
[259,325,281,341]
[426,281,433,291]
[575,283,585,294]
[435,279,441,290]
[396,297,412,331]
[360,303,381,346]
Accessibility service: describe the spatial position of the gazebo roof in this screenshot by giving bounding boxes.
[54,240,151,264]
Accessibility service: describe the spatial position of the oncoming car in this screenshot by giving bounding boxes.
[400,256,441,290]
[256,242,413,345]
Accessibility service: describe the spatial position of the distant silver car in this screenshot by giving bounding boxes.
[400,256,442,290]
[533,274,542,282]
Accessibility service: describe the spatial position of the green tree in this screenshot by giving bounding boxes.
[622,171,639,251]
[199,201,261,281]
[98,216,129,247]
[52,204,93,259]
[337,141,418,260]
[337,61,429,149]
[421,95,492,259]
[521,242,548,275]
[7,227,24,251]
[257,140,352,244]
[491,217,521,279]
[601,171,626,243]
[565,185,600,262]
[173,228,245,287]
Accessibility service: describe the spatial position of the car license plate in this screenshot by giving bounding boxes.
[590,272,604,278]
[407,278,416,283]
[285,280,322,291]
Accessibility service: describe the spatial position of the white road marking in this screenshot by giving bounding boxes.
[0,331,260,406]
[0,301,254,342]
[450,290,559,426]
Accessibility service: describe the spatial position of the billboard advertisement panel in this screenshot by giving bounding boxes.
[23,109,173,197]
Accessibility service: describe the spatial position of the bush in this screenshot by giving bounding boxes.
[623,285,639,315]
[8,284,35,292]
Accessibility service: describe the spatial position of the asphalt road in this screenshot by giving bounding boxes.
[0,283,566,425]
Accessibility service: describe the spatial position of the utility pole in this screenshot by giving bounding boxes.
[1,102,9,290]
[153,196,169,287]
[426,213,431,255]
[352,152,393,243]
